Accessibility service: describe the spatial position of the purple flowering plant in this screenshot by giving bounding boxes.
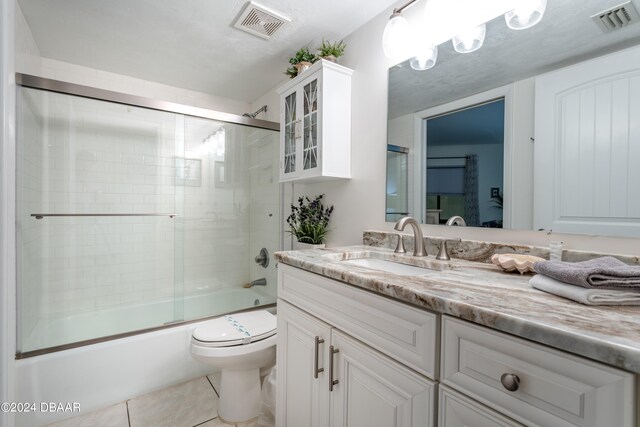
[286,194,334,245]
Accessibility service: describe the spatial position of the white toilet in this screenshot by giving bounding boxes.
[190,310,277,424]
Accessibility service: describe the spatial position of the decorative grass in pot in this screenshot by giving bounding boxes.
[318,39,347,63]
[287,194,334,249]
[288,47,317,77]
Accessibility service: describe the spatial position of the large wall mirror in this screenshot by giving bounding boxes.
[386,0,640,237]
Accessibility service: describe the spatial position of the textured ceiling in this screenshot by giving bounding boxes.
[18,0,398,102]
[389,0,640,119]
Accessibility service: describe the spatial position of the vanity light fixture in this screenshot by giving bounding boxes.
[410,45,438,70]
[452,23,486,53]
[382,0,420,62]
[505,0,547,30]
[383,0,547,69]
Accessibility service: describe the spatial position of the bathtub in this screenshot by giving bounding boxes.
[21,287,275,354]
[14,287,276,427]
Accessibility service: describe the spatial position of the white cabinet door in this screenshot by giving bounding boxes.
[299,75,321,177]
[281,88,299,180]
[277,59,351,183]
[277,300,331,427]
[534,45,640,237]
[330,330,436,427]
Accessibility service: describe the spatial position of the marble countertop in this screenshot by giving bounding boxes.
[275,245,640,373]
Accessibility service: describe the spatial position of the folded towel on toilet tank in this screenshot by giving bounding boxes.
[533,256,640,290]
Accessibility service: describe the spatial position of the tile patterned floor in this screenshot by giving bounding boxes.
[46,373,268,427]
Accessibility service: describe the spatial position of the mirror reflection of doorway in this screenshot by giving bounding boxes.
[425,99,505,227]
[386,145,410,222]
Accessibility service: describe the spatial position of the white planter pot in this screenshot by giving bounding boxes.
[294,241,326,250]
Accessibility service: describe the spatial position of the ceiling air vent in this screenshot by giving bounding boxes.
[591,1,640,33]
[233,1,291,40]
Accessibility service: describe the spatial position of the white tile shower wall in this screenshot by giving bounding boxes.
[17,88,179,329]
[181,118,251,298]
[248,128,280,297]
[16,85,44,341]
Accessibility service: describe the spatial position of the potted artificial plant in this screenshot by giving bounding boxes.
[318,39,347,63]
[287,194,334,249]
[288,47,317,77]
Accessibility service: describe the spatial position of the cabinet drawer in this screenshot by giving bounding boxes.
[439,385,523,427]
[441,316,636,427]
[278,264,439,379]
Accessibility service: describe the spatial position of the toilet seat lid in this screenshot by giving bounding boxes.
[192,310,276,347]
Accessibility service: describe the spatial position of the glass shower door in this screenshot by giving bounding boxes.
[16,87,185,353]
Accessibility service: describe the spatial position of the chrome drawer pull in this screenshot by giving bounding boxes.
[500,373,520,392]
[329,345,339,391]
[314,336,325,379]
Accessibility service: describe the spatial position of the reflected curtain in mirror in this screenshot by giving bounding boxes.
[463,155,479,226]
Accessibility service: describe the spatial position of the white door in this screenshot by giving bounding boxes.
[276,300,331,427]
[534,45,640,236]
[330,330,436,427]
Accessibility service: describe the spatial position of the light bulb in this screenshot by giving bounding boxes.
[452,24,486,53]
[382,13,414,63]
[505,0,547,30]
[410,45,438,70]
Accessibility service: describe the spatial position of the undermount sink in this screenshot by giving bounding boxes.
[341,256,451,276]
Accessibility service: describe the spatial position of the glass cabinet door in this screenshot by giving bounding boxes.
[302,79,318,171]
[284,92,297,174]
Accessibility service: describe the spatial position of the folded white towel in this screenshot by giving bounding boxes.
[530,274,640,306]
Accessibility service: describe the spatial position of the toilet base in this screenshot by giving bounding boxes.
[218,368,261,423]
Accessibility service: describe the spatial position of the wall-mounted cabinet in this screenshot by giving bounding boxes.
[276,60,352,183]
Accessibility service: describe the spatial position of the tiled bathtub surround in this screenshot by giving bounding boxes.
[275,246,640,373]
[16,87,279,353]
[363,230,640,265]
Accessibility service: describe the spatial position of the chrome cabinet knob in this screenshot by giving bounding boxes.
[500,373,520,392]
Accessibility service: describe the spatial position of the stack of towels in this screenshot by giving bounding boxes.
[530,256,640,306]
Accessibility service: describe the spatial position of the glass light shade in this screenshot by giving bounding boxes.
[452,24,486,53]
[505,0,547,30]
[410,46,438,70]
[382,14,414,62]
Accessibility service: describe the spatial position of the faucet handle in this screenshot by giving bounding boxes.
[436,239,462,261]
[394,234,406,254]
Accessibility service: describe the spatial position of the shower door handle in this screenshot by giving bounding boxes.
[314,336,325,379]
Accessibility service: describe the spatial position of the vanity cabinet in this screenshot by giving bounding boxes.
[277,263,637,427]
[276,265,437,427]
[441,316,636,427]
[276,60,352,183]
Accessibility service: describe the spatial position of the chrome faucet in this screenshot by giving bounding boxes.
[394,216,427,257]
[446,216,466,226]
[244,278,267,288]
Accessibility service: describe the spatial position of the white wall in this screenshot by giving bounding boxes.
[15,3,40,76]
[254,2,640,256]
[1,1,17,426]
